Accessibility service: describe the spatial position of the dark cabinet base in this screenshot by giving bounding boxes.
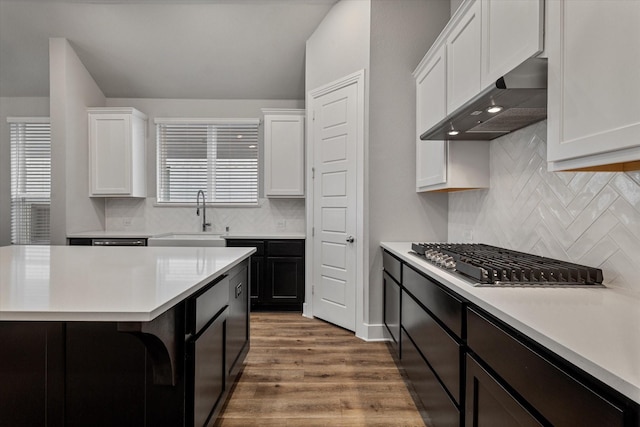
[227,239,305,311]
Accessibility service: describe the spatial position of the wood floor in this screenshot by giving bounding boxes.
[215,312,427,427]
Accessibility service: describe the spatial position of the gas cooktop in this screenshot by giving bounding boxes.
[410,243,605,287]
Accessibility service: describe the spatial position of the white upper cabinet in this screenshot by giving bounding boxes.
[446,0,482,114]
[480,0,544,88]
[547,0,640,171]
[414,41,489,192]
[416,43,448,190]
[262,109,305,198]
[88,107,147,198]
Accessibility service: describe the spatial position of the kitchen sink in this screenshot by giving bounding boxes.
[147,232,226,247]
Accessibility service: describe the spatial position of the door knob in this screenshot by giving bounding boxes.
[346,236,355,243]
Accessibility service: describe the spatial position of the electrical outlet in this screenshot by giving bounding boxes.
[462,228,473,242]
[276,219,286,230]
[122,218,132,227]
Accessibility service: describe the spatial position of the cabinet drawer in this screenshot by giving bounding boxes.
[467,308,624,427]
[402,333,460,427]
[226,239,264,256]
[188,276,229,336]
[403,291,461,405]
[267,240,304,257]
[382,250,401,284]
[465,354,542,427]
[402,265,463,338]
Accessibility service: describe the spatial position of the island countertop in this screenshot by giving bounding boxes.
[0,245,255,322]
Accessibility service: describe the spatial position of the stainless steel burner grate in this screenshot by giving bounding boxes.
[411,243,604,287]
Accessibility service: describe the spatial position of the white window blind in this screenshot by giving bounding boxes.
[9,118,51,245]
[156,119,259,205]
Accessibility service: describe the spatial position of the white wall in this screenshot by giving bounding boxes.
[449,121,640,294]
[305,0,451,336]
[0,97,50,246]
[368,0,450,326]
[49,38,106,245]
[305,0,371,94]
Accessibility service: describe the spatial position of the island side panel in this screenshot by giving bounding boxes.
[0,323,65,427]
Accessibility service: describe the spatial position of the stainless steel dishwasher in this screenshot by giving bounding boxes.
[91,238,147,246]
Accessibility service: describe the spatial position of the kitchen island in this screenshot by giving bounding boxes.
[0,245,255,427]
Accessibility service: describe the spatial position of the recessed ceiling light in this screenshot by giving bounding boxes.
[249,145,257,149]
[448,130,460,136]
[237,134,243,139]
[487,106,503,114]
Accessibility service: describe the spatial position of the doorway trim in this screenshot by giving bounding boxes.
[304,69,367,339]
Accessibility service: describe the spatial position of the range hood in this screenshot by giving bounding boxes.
[420,58,548,141]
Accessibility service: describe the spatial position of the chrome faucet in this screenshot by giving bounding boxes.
[196,190,211,232]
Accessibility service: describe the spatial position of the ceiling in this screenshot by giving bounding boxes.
[0,0,338,99]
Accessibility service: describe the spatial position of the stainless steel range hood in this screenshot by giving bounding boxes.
[420,58,548,141]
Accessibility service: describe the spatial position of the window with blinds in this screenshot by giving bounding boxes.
[9,118,51,245]
[156,119,259,205]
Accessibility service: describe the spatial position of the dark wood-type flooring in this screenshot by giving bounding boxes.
[215,312,427,426]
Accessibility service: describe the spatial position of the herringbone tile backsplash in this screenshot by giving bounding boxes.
[449,121,640,293]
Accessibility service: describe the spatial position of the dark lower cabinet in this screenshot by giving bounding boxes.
[402,331,460,427]
[465,354,542,427]
[467,307,627,427]
[383,271,400,354]
[226,239,304,311]
[188,312,226,427]
[380,248,640,427]
[226,263,250,376]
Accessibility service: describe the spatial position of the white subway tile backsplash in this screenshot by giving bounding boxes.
[106,197,306,235]
[449,121,640,292]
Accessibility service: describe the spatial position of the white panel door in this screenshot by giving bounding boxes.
[547,0,640,170]
[415,43,447,190]
[446,0,481,114]
[312,82,358,332]
[90,113,131,195]
[481,0,544,88]
[264,112,305,197]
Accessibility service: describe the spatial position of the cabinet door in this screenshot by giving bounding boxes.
[415,43,447,190]
[466,354,543,427]
[90,113,132,195]
[189,314,225,427]
[250,256,263,306]
[446,0,481,114]
[480,0,544,88]
[226,263,249,376]
[383,272,400,350]
[547,0,640,171]
[264,112,305,197]
[264,256,304,310]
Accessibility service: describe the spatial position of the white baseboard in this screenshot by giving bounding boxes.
[356,322,392,342]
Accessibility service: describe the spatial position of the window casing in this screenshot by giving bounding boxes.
[9,118,51,245]
[156,119,259,205]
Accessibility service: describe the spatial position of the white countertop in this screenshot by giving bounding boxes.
[223,233,306,240]
[0,245,255,322]
[67,231,156,238]
[67,231,306,240]
[381,242,640,404]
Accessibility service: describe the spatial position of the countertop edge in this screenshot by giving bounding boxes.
[0,247,256,323]
[380,241,640,405]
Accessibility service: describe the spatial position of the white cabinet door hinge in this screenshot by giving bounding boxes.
[312,227,315,237]
[312,167,315,179]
